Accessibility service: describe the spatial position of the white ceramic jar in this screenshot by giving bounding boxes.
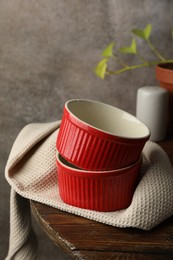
[136,86,169,142]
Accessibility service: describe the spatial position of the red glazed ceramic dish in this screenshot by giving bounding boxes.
[56,151,142,212]
[57,99,150,170]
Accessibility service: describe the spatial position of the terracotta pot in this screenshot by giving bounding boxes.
[156,63,173,130]
[156,63,173,91]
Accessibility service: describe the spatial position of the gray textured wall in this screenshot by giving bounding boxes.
[1,1,173,259]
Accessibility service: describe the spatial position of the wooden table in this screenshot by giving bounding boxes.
[31,137,173,260]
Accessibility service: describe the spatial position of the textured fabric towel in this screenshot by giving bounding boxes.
[5,121,173,259]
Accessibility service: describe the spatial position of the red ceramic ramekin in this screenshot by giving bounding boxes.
[56,151,142,212]
[57,99,150,170]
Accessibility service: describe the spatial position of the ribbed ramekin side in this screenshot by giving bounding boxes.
[57,158,141,211]
[57,117,145,170]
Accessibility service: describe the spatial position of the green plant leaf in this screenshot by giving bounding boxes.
[144,24,152,39]
[172,29,173,40]
[94,59,108,79]
[132,28,145,39]
[119,38,137,54]
[132,24,152,40]
[102,42,115,57]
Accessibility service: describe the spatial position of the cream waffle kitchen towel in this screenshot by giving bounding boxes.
[5,121,173,259]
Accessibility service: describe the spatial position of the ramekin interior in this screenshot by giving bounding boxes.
[66,99,150,138]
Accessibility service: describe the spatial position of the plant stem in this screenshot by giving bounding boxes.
[147,39,166,61]
[112,54,128,67]
[107,59,173,75]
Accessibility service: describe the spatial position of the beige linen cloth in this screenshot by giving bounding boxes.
[5,121,173,259]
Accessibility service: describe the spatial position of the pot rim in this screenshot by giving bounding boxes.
[156,62,173,84]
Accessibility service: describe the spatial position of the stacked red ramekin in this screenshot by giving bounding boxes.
[56,99,150,212]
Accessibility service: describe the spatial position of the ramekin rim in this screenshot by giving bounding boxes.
[64,99,150,140]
